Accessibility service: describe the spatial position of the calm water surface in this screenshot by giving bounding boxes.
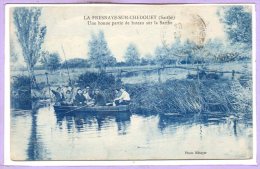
[11,105,253,160]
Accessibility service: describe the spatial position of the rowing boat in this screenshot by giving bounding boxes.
[53,105,130,113]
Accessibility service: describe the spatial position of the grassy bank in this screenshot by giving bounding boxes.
[12,71,252,118]
[127,79,252,116]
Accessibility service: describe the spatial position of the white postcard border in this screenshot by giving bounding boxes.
[4,3,257,166]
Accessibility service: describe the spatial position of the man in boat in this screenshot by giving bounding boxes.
[111,89,121,106]
[74,88,86,106]
[114,86,131,106]
[93,88,106,106]
[63,89,74,105]
[51,86,65,105]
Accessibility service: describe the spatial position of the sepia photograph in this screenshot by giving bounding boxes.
[7,4,254,161]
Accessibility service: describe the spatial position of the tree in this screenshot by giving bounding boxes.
[61,58,90,68]
[88,31,116,71]
[13,7,47,88]
[154,46,169,66]
[40,52,61,72]
[159,37,185,66]
[219,6,252,47]
[170,37,184,65]
[141,53,154,65]
[202,39,225,63]
[180,40,197,65]
[124,43,141,66]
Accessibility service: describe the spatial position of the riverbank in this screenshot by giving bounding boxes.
[11,73,252,119]
[127,78,252,117]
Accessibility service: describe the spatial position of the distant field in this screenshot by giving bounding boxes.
[11,61,252,87]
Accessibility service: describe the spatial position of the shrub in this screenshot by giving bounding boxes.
[61,58,90,69]
[78,71,116,89]
[40,52,61,72]
[77,71,119,102]
[11,75,32,109]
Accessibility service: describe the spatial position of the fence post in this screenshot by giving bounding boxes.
[232,70,235,80]
[118,69,122,79]
[158,68,162,83]
[45,72,51,98]
[197,67,200,81]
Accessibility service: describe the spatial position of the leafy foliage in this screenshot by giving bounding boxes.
[154,46,169,66]
[77,72,118,102]
[40,52,61,72]
[155,39,193,66]
[11,75,32,109]
[61,58,90,68]
[88,31,117,70]
[13,7,46,87]
[124,43,141,66]
[77,71,116,90]
[220,6,252,47]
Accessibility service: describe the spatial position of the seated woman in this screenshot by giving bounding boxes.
[74,89,86,106]
[114,87,131,106]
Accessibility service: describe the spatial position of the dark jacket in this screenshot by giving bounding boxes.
[93,93,106,106]
[74,93,86,105]
[51,90,64,103]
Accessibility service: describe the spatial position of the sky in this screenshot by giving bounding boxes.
[9,4,248,65]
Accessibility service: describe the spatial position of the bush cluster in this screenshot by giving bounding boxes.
[11,75,32,109]
[77,71,122,102]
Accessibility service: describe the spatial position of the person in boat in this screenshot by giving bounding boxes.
[83,86,92,101]
[62,85,68,94]
[115,89,121,98]
[112,89,122,106]
[62,89,74,105]
[114,86,131,106]
[51,86,65,105]
[93,88,106,106]
[69,85,77,101]
[74,88,86,106]
[83,86,95,106]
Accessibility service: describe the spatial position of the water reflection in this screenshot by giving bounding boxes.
[158,112,248,138]
[27,107,49,160]
[11,104,253,160]
[54,110,131,135]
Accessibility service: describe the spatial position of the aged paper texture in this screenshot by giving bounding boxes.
[7,4,255,161]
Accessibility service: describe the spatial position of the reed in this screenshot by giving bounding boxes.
[127,79,252,115]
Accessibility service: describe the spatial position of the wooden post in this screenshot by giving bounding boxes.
[197,67,200,81]
[158,68,162,83]
[232,70,235,80]
[118,69,122,79]
[45,72,51,98]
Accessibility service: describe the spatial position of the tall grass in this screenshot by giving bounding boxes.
[127,79,252,115]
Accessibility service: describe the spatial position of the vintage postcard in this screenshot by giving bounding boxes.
[5,4,255,162]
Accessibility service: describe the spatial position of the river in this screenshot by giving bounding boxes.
[10,105,253,160]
